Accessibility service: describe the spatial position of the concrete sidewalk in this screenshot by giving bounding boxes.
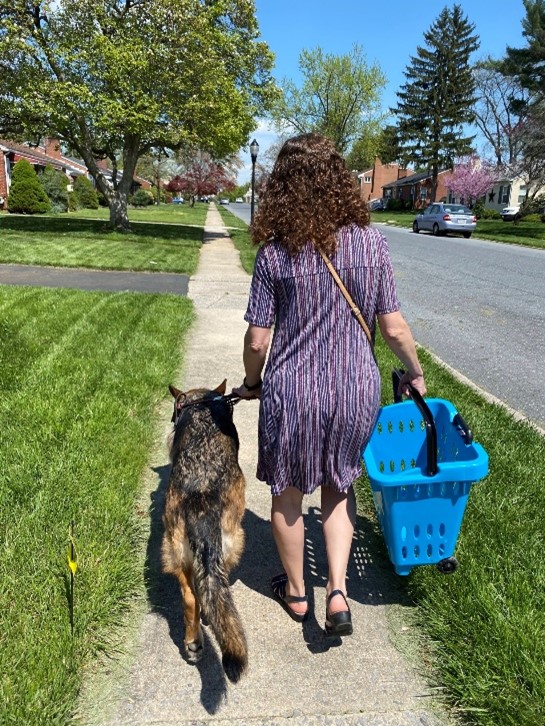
[90,206,447,725]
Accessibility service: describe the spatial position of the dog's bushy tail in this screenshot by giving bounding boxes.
[188,518,248,683]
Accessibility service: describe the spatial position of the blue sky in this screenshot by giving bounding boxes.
[238,0,527,183]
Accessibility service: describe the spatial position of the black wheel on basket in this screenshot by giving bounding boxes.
[437,556,458,574]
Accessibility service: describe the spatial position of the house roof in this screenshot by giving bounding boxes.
[383,168,450,189]
[0,139,87,176]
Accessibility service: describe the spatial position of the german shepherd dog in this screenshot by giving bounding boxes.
[161,380,248,683]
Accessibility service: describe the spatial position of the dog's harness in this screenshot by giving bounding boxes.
[171,393,240,426]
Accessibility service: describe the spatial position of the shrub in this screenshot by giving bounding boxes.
[73,175,99,209]
[481,208,502,219]
[129,189,154,207]
[68,191,80,211]
[386,198,405,211]
[472,199,485,218]
[40,165,69,212]
[521,213,541,223]
[7,159,51,214]
[520,194,545,217]
[96,191,109,207]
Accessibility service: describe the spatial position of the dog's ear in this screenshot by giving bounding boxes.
[169,384,182,399]
[214,379,227,395]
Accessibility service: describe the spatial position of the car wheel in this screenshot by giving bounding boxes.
[463,232,472,239]
[432,223,441,236]
[412,221,419,233]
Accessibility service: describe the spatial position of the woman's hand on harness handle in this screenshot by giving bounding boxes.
[232,377,263,400]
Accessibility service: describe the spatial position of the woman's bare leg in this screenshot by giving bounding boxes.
[271,486,307,616]
[321,484,356,613]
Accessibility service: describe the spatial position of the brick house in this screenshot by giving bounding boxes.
[382,169,453,209]
[357,157,413,203]
[0,138,90,207]
[0,138,152,209]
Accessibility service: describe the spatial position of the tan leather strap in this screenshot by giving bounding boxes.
[318,249,373,347]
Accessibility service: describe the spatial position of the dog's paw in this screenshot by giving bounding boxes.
[185,640,204,663]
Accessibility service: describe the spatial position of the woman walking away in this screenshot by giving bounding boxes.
[233,133,426,637]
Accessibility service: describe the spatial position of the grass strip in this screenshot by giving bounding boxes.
[215,205,258,274]
[0,285,194,725]
[360,338,545,726]
[0,213,203,274]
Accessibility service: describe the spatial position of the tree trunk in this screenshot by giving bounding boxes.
[430,163,439,202]
[108,190,130,230]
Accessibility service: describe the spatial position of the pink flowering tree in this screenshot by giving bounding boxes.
[445,156,498,206]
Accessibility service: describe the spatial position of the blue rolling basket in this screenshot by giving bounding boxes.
[362,371,489,576]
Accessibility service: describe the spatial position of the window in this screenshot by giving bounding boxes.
[498,185,510,204]
[419,188,427,200]
[364,175,372,183]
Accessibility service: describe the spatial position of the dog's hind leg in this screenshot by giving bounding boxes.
[175,568,203,663]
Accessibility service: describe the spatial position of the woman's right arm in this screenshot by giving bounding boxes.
[377,311,426,396]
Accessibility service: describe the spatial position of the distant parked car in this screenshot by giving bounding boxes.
[235,197,243,203]
[500,205,521,222]
[199,196,209,203]
[412,203,477,238]
[219,198,230,205]
[369,198,386,211]
[172,197,184,204]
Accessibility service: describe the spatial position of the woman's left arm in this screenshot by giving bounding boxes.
[233,324,271,399]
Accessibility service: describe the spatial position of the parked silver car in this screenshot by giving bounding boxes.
[412,203,477,238]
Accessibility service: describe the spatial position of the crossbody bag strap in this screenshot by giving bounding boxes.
[318,248,374,348]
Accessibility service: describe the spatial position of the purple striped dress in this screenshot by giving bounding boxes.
[244,224,400,496]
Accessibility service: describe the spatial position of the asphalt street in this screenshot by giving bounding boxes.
[377,223,545,430]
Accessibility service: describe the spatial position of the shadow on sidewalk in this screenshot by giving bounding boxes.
[143,463,412,711]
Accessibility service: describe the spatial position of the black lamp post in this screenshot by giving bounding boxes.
[250,138,259,223]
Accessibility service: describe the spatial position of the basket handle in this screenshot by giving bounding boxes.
[392,369,438,477]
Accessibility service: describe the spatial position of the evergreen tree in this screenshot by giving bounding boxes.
[73,175,99,209]
[7,159,50,214]
[393,5,479,201]
[503,0,545,95]
[41,165,69,212]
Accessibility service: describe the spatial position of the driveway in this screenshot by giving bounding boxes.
[0,263,189,295]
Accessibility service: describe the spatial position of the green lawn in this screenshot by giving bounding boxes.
[0,285,194,725]
[0,214,203,274]
[63,201,209,226]
[372,210,545,249]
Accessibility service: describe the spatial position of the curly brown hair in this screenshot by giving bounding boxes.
[250,132,370,255]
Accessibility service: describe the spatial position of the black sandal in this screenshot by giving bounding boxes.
[271,573,309,623]
[325,589,353,637]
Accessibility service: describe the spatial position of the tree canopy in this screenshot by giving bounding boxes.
[165,151,235,203]
[345,125,403,171]
[270,44,386,155]
[444,156,497,205]
[500,0,545,195]
[472,58,531,168]
[393,4,479,201]
[0,0,276,228]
